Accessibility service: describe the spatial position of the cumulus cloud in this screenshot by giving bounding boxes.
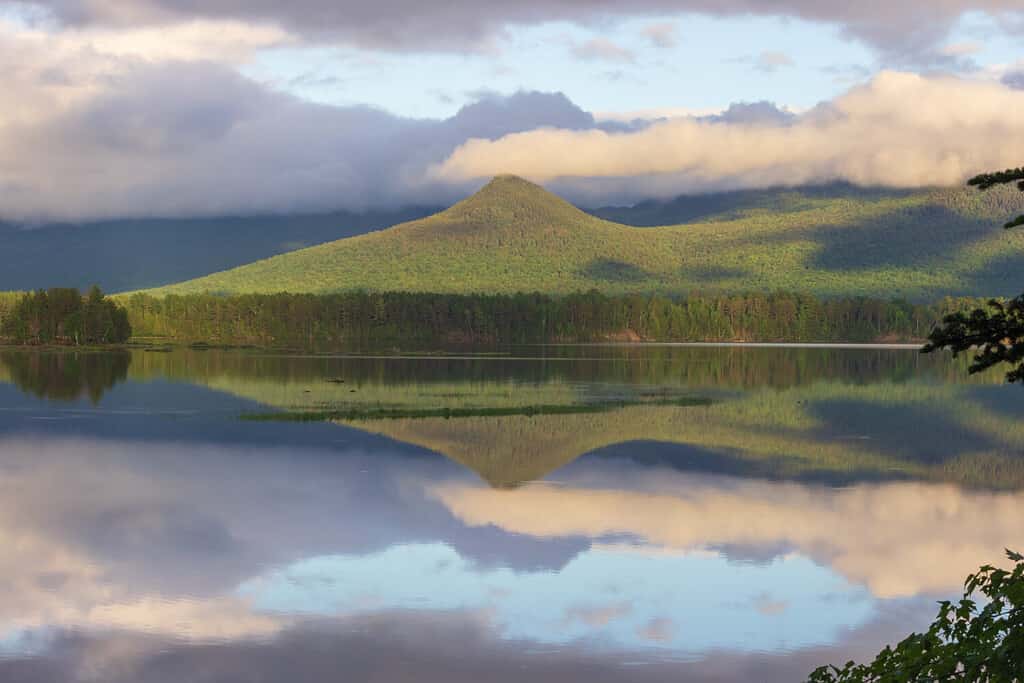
[22,0,1024,60]
[434,71,1024,196]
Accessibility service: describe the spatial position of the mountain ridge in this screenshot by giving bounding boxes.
[142,175,1024,301]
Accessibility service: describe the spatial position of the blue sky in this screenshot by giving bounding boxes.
[246,11,1022,118]
[239,542,876,655]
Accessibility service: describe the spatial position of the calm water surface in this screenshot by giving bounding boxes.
[0,346,1020,682]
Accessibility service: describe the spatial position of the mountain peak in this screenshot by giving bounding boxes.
[442,174,591,226]
[473,174,550,200]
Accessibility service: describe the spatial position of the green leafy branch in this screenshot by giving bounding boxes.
[809,550,1024,682]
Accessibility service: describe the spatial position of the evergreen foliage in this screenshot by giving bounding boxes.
[0,286,131,345]
[968,167,1024,228]
[122,290,977,348]
[925,167,1024,381]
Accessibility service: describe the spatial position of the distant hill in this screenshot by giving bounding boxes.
[0,207,437,293]
[147,175,1024,301]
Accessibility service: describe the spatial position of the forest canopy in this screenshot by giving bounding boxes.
[123,290,979,348]
[0,287,131,346]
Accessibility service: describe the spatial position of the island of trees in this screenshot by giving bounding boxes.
[0,287,131,346]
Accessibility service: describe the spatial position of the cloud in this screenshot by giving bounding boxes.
[940,41,983,57]
[571,37,635,63]
[3,16,292,63]
[434,71,1024,196]
[701,101,796,125]
[3,17,1024,222]
[755,50,795,72]
[821,63,873,85]
[642,22,677,49]
[0,22,596,221]
[1003,70,1024,89]
[731,50,795,73]
[23,1,1024,60]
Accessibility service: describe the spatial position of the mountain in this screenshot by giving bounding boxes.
[589,183,920,226]
[0,207,437,293]
[137,176,1024,299]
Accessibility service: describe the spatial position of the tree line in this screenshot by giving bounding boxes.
[121,290,982,348]
[0,287,131,345]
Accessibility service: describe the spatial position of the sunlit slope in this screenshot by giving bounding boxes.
[149,175,1024,300]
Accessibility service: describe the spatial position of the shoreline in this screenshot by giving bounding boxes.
[0,341,931,360]
[552,342,925,350]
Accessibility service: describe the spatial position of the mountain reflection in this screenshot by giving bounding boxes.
[0,350,130,403]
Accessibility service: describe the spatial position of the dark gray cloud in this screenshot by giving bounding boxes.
[23,0,1024,60]
[701,101,797,126]
[1003,70,1024,90]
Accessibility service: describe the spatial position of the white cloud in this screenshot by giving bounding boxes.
[434,71,1024,195]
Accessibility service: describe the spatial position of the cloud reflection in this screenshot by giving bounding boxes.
[430,468,1024,598]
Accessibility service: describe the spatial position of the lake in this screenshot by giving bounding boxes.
[0,345,1020,682]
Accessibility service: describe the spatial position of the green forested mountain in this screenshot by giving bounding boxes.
[590,183,921,226]
[148,175,1024,301]
[4,177,1022,299]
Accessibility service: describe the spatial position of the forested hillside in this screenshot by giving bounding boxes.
[149,176,1024,301]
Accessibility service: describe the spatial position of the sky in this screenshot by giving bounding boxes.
[0,1,1023,221]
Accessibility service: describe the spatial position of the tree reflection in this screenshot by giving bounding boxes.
[0,351,131,404]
